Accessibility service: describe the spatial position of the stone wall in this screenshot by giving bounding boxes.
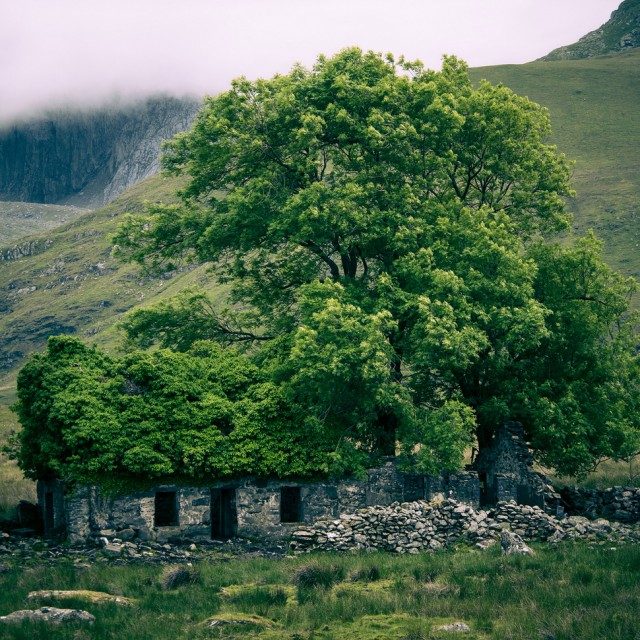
[40,464,415,543]
[291,498,640,554]
[473,422,560,511]
[36,460,522,543]
[560,486,640,523]
[234,480,340,539]
[423,471,481,507]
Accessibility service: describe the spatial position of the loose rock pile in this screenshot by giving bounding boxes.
[291,499,640,553]
[0,530,286,568]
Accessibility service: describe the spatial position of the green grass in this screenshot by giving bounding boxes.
[0,545,638,639]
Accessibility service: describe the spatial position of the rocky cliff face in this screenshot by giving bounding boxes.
[541,0,640,61]
[0,95,200,207]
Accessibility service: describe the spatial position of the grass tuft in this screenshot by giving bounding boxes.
[159,564,199,590]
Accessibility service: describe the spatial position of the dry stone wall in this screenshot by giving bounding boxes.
[290,498,640,554]
[559,486,640,523]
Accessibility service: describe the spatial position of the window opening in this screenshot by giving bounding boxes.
[280,486,302,523]
[154,490,178,527]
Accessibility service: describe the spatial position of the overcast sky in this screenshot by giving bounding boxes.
[0,0,621,122]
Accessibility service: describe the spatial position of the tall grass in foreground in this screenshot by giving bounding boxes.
[0,544,638,639]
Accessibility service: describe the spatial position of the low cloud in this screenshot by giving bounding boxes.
[0,0,620,123]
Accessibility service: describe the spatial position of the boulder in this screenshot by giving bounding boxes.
[500,531,534,556]
[102,543,123,556]
[117,528,136,541]
[435,621,471,633]
[0,606,95,625]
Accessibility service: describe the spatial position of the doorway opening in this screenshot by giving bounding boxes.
[479,472,496,507]
[44,491,55,533]
[211,488,237,539]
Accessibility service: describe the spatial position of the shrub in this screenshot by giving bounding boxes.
[294,563,344,590]
[293,562,344,603]
[160,564,199,590]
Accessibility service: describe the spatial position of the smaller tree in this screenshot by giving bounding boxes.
[10,336,341,485]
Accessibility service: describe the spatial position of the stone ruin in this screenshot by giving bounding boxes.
[34,422,637,544]
[471,421,561,511]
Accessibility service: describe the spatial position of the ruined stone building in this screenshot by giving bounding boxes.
[38,421,559,542]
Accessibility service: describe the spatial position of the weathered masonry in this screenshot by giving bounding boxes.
[38,422,561,542]
[38,462,417,542]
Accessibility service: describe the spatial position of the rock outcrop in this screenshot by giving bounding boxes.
[0,607,95,626]
[0,95,199,207]
[27,590,136,606]
[541,0,640,61]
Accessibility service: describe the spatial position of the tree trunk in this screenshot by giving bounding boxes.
[374,347,403,456]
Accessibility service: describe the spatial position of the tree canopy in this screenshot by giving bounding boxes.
[19,48,639,483]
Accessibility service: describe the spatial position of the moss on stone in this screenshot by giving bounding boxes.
[27,589,137,606]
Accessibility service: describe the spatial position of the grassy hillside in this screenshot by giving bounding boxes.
[0,173,227,376]
[0,545,638,639]
[470,49,640,279]
[0,201,91,245]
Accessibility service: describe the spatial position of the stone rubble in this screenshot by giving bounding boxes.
[0,531,287,568]
[290,498,640,553]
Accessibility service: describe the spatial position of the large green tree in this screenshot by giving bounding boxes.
[114,48,639,476]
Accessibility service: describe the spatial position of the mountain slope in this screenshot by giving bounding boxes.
[0,174,227,374]
[470,49,640,277]
[0,95,199,208]
[542,0,640,61]
[0,201,90,245]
